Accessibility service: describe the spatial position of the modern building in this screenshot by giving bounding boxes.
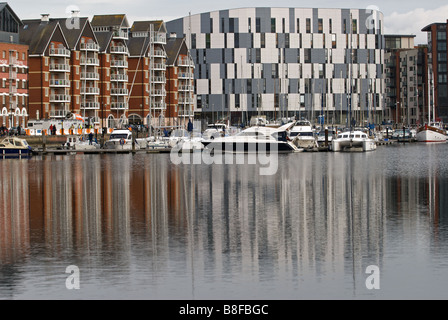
[422,21,448,123]
[166,7,386,126]
[384,35,429,126]
[0,3,28,129]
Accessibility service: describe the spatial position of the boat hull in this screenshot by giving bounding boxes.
[0,147,33,157]
[202,141,298,153]
[416,128,447,143]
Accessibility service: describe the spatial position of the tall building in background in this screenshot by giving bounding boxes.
[167,7,386,126]
[0,3,28,129]
[384,35,429,126]
[422,21,448,123]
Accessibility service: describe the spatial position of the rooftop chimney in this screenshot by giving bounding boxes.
[41,14,50,22]
[169,32,177,39]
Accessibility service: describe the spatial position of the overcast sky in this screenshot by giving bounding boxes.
[10,0,448,45]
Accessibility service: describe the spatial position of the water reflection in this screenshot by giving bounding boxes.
[0,145,448,299]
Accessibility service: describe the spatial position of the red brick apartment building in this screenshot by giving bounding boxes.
[0,3,28,129]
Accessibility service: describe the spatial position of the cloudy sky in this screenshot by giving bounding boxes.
[10,0,448,45]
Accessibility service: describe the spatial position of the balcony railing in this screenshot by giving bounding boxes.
[110,46,128,54]
[50,94,71,102]
[50,79,70,87]
[151,63,166,70]
[150,89,165,96]
[150,49,166,57]
[81,87,100,95]
[151,76,165,83]
[178,72,193,79]
[111,60,128,68]
[81,72,100,80]
[81,102,100,109]
[152,34,166,44]
[178,85,193,91]
[80,43,100,51]
[150,102,165,110]
[81,58,100,66]
[50,110,68,118]
[178,57,194,67]
[111,102,129,110]
[111,74,129,82]
[49,48,71,57]
[50,64,70,72]
[113,30,128,40]
[177,109,193,117]
[111,88,129,95]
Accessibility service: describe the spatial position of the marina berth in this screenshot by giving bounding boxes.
[0,137,34,157]
[330,129,377,152]
[201,123,303,153]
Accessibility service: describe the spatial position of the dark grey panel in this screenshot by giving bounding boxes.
[201,12,211,34]
[165,18,184,38]
[219,10,229,33]
[256,8,271,33]
[205,49,222,64]
[313,8,319,34]
[284,48,299,63]
[289,8,295,33]
[311,49,326,64]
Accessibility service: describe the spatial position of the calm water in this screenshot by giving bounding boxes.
[1,143,448,300]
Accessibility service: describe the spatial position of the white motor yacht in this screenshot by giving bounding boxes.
[0,137,33,157]
[330,130,377,152]
[289,119,318,150]
[202,123,302,153]
[104,129,144,150]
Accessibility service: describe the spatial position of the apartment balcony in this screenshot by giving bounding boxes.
[111,74,129,82]
[111,60,128,68]
[50,94,71,102]
[111,88,129,96]
[80,43,100,51]
[49,48,71,57]
[150,49,166,58]
[178,98,193,105]
[81,58,100,66]
[151,63,166,70]
[81,102,100,110]
[50,79,70,87]
[50,64,70,72]
[178,85,193,92]
[151,76,165,83]
[150,89,165,96]
[178,57,194,67]
[111,102,129,110]
[50,110,69,118]
[81,87,100,95]
[113,30,129,40]
[9,71,17,79]
[152,34,166,45]
[150,102,165,110]
[178,72,193,79]
[177,109,193,117]
[110,46,128,54]
[81,72,100,80]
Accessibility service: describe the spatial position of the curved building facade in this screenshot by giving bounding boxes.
[166,7,385,126]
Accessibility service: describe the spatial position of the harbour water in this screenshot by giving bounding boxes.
[1,143,448,300]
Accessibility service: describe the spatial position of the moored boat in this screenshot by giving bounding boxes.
[330,130,377,152]
[416,123,447,143]
[0,137,34,157]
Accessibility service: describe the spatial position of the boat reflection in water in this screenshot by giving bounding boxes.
[1,145,448,299]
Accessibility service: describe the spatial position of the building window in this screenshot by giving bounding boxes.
[256,18,261,33]
[271,18,276,33]
[296,19,300,33]
[248,18,251,33]
[229,18,235,33]
[306,18,311,33]
[437,32,447,41]
[206,33,211,48]
[438,42,446,52]
[318,19,323,34]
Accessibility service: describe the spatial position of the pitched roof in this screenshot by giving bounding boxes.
[126,36,150,57]
[165,37,185,66]
[91,14,129,28]
[131,20,166,33]
[48,17,98,49]
[94,31,113,52]
[20,19,68,55]
[0,3,23,26]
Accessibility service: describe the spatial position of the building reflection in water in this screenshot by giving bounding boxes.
[0,148,447,298]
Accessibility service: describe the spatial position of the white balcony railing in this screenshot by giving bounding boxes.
[150,102,165,109]
[50,64,70,72]
[81,87,100,95]
[50,79,70,87]
[80,43,100,51]
[152,34,166,44]
[110,46,128,54]
[178,86,193,92]
[81,58,100,66]
[81,102,100,109]
[81,72,100,80]
[111,74,128,82]
[111,60,128,68]
[50,110,68,118]
[151,63,166,70]
[150,89,165,96]
[178,57,194,67]
[178,72,193,79]
[49,48,71,57]
[150,49,166,57]
[50,94,71,102]
[111,102,129,110]
[111,88,129,95]
[151,76,165,83]
[113,30,129,40]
